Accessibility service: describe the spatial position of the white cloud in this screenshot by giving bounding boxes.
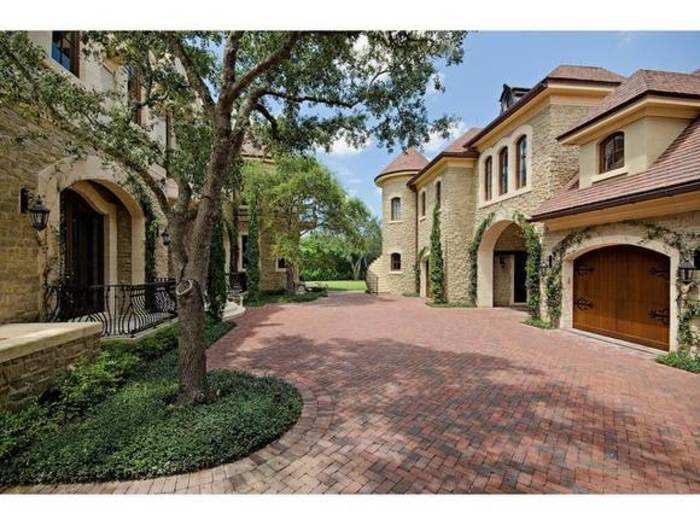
[345,177,363,185]
[617,32,635,46]
[321,136,372,157]
[423,120,467,155]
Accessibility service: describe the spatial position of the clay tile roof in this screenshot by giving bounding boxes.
[559,69,700,140]
[377,147,429,177]
[531,116,700,220]
[546,65,626,84]
[444,127,480,153]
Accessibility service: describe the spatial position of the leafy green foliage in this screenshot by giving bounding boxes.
[245,198,262,301]
[0,351,301,484]
[245,289,327,307]
[656,350,700,374]
[429,205,446,303]
[300,233,354,281]
[207,220,228,321]
[415,246,428,295]
[467,212,495,305]
[0,319,233,473]
[513,211,542,320]
[522,317,553,329]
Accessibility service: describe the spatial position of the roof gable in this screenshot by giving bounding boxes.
[378,147,429,176]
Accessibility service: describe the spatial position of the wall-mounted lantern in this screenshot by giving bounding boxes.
[679,254,695,284]
[20,187,50,232]
[160,228,172,247]
[541,254,553,272]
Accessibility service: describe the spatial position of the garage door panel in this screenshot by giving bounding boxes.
[573,245,669,350]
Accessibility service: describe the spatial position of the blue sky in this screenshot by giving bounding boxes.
[317,31,700,217]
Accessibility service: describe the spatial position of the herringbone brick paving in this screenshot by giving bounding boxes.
[4,293,699,494]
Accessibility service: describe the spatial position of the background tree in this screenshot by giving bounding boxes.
[429,204,446,303]
[300,233,354,281]
[0,31,467,403]
[342,198,382,280]
[206,221,227,321]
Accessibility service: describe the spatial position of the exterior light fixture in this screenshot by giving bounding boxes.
[679,254,695,284]
[541,254,553,272]
[161,228,172,247]
[20,187,50,231]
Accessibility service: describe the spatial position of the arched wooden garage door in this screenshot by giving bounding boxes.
[573,245,670,350]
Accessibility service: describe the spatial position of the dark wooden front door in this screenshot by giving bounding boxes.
[60,188,104,314]
[513,252,527,303]
[573,245,670,350]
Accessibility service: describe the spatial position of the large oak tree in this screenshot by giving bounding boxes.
[0,31,466,403]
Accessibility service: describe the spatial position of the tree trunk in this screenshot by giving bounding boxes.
[176,275,208,404]
[285,264,296,295]
[228,202,239,290]
[351,258,362,281]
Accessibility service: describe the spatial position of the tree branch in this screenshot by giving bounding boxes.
[262,89,359,109]
[221,31,244,88]
[254,102,279,140]
[163,33,216,118]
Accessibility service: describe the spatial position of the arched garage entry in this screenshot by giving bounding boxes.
[477,219,528,307]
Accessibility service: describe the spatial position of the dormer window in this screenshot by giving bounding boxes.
[498,147,508,195]
[515,135,527,189]
[51,31,80,76]
[390,197,401,221]
[599,132,624,173]
[484,156,493,201]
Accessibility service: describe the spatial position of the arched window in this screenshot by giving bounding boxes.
[435,180,442,210]
[127,66,143,125]
[420,191,426,217]
[599,132,624,173]
[484,156,493,201]
[498,147,509,195]
[390,253,402,271]
[515,135,527,189]
[390,197,401,221]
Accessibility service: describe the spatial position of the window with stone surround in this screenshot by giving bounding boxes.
[51,31,80,76]
[390,197,401,221]
[515,135,527,189]
[127,66,143,126]
[599,132,624,173]
[390,252,402,271]
[484,156,493,201]
[420,191,426,217]
[498,147,508,195]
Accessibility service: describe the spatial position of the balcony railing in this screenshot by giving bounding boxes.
[45,280,177,337]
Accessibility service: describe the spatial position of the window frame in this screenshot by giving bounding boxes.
[390,197,402,221]
[420,190,426,218]
[598,132,625,174]
[498,147,509,195]
[240,234,249,271]
[390,252,402,272]
[127,66,143,126]
[51,31,80,77]
[435,180,442,210]
[276,257,287,272]
[484,156,493,201]
[515,135,527,189]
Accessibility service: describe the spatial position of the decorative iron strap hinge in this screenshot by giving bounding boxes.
[575,263,594,277]
[574,296,593,311]
[648,307,670,325]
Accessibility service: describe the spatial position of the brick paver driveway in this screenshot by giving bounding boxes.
[8,294,699,494]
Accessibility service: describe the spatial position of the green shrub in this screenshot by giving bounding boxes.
[522,317,553,329]
[656,350,700,373]
[245,289,327,307]
[0,351,302,484]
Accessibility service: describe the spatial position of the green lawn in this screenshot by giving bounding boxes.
[306,280,367,292]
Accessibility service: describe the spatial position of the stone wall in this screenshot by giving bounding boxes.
[493,255,513,306]
[0,329,100,410]
[376,174,417,295]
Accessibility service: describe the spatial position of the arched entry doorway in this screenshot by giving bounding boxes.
[477,220,528,307]
[572,245,670,350]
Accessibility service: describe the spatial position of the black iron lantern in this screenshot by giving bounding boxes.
[679,254,695,284]
[20,187,50,231]
[541,254,553,272]
[161,228,172,247]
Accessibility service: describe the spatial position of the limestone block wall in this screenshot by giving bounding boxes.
[416,163,477,302]
[493,255,514,306]
[0,326,101,410]
[377,174,417,295]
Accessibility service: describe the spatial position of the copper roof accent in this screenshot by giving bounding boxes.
[531,116,700,221]
[463,65,624,149]
[559,69,700,141]
[407,127,481,187]
[376,147,429,180]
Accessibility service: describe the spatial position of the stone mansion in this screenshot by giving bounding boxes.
[368,65,700,353]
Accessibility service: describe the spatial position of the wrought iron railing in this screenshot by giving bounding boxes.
[45,280,177,337]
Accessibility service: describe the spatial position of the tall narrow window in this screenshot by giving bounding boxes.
[435,180,442,210]
[390,197,401,221]
[51,31,80,76]
[420,191,426,217]
[516,136,527,189]
[484,156,493,201]
[599,132,624,173]
[498,148,509,195]
[127,67,143,126]
[390,253,402,271]
[241,235,249,269]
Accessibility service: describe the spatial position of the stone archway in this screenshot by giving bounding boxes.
[476,212,528,308]
[37,155,147,285]
[559,233,680,352]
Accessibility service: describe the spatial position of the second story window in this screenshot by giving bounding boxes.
[516,136,527,189]
[51,31,80,76]
[498,147,508,195]
[599,132,624,173]
[484,156,493,201]
[435,180,442,210]
[390,253,402,271]
[420,191,426,217]
[127,67,143,126]
[390,197,401,221]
